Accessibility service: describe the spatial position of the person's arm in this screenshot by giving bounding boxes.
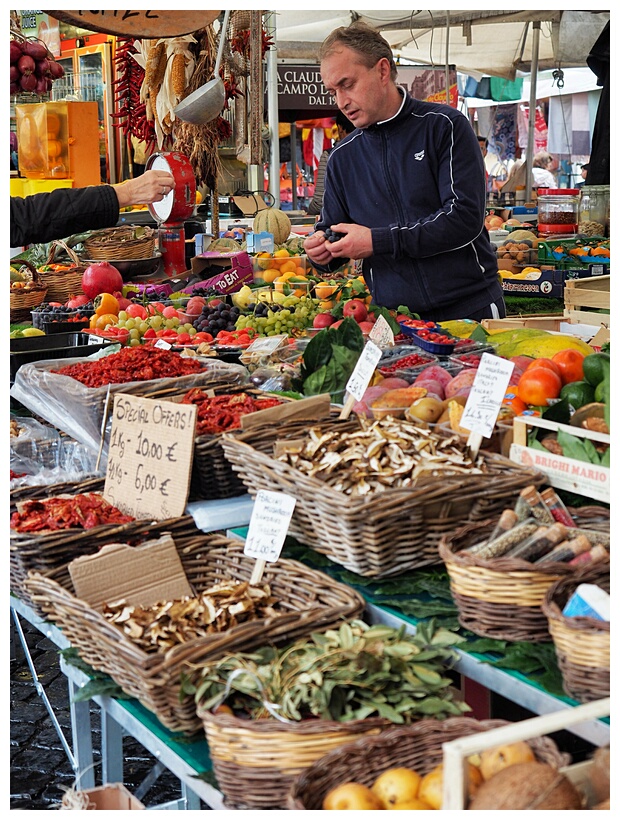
[10,169,175,247]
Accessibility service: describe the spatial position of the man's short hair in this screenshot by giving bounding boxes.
[478,135,489,148]
[319,21,397,81]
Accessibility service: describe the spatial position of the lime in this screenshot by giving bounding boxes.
[594,379,609,404]
[582,352,610,387]
[560,380,595,410]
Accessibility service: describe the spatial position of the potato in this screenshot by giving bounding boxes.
[412,379,445,401]
[414,365,453,390]
[353,385,389,417]
[445,369,477,398]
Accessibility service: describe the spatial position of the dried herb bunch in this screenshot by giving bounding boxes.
[186,620,469,723]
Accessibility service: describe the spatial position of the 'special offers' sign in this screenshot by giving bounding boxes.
[104,393,196,521]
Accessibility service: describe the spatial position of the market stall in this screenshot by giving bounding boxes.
[10,10,610,813]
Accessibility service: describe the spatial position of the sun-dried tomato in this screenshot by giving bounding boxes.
[51,347,204,388]
[10,493,134,532]
[180,390,283,435]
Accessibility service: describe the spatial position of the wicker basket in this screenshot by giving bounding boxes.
[25,535,365,735]
[221,425,546,578]
[198,709,389,810]
[10,259,48,323]
[11,488,202,617]
[38,240,86,303]
[438,509,609,642]
[542,563,610,702]
[286,716,571,810]
[84,226,156,260]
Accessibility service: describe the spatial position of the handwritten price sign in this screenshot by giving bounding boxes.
[460,353,515,439]
[244,490,296,564]
[345,340,383,402]
[104,393,196,520]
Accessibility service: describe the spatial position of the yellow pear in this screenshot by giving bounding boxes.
[371,767,422,808]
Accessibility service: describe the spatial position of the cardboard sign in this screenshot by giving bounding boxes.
[369,314,395,348]
[68,534,192,612]
[460,353,515,439]
[244,490,296,564]
[104,393,196,520]
[345,340,383,402]
[190,252,254,294]
[240,393,332,431]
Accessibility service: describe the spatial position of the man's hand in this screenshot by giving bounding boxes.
[112,169,176,208]
[304,223,373,265]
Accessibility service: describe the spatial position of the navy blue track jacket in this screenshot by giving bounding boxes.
[315,91,503,320]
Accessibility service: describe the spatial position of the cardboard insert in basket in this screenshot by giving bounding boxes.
[10,348,248,459]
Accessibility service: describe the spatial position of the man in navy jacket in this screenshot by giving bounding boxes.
[304,22,505,322]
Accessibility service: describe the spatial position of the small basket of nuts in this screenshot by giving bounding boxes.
[496,239,538,266]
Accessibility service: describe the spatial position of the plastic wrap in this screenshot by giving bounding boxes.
[10,416,63,469]
[11,353,249,459]
[10,436,102,489]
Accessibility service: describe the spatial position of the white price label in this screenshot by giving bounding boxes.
[154,338,172,350]
[88,334,102,345]
[243,490,296,563]
[460,353,515,439]
[369,314,395,348]
[345,340,383,402]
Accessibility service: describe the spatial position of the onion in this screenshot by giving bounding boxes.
[10,65,20,84]
[19,72,38,92]
[46,77,54,92]
[35,58,51,77]
[23,39,49,61]
[35,75,49,96]
[47,60,65,79]
[10,82,20,96]
[17,54,36,75]
[10,40,24,64]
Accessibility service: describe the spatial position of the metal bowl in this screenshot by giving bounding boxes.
[83,254,162,281]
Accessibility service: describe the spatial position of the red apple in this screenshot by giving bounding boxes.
[358,321,375,333]
[342,298,368,323]
[313,312,335,329]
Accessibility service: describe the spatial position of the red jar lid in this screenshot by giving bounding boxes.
[537,223,578,234]
[537,189,579,196]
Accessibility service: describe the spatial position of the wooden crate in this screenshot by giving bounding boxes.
[441,697,610,809]
[510,415,609,503]
[481,315,564,332]
[564,274,610,326]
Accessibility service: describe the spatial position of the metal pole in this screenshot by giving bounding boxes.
[248,10,264,193]
[290,122,298,210]
[445,10,451,105]
[525,22,541,199]
[265,11,280,207]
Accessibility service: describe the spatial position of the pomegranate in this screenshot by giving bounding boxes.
[65,293,91,309]
[113,291,132,311]
[81,261,123,300]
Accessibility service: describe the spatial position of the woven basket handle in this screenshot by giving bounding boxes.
[46,239,82,268]
[14,257,44,286]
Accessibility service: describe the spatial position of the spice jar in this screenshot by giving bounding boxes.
[537,189,579,235]
[578,184,610,237]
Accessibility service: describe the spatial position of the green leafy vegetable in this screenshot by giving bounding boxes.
[295,317,364,400]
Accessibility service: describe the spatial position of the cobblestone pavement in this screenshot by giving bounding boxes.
[10,613,204,810]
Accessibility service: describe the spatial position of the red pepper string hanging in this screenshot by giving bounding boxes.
[111,37,158,152]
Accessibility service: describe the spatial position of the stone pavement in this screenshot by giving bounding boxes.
[10,613,204,810]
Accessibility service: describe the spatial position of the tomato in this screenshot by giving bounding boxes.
[94,313,119,330]
[517,367,562,406]
[94,292,120,317]
[126,302,148,320]
[525,357,562,377]
[551,348,586,385]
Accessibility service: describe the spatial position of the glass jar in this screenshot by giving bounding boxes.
[537,189,579,232]
[578,185,610,237]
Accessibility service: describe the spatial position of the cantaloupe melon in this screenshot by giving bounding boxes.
[253,208,292,245]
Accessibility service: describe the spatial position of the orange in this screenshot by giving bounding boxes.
[94,292,120,316]
[261,268,281,283]
[273,248,290,258]
[502,385,527,416]
[551,348,586,385]
[517,367,562,406]
[279,260,297,274]
[94,313,119,330]
[591,247,609,256]
[319,299,335,310]
[525,357,562,377]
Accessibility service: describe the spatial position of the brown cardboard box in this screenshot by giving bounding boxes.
[61,783,145,809]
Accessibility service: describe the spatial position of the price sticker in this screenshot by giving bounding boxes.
[460,353,515,439]
[345,340,383,402]
[154,338,172,350]
[369,314,395,348]
[88,333,102,345]
[244,490,296,564]
[103,393,196,520]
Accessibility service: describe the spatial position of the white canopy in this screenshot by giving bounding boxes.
[272,9,609,81]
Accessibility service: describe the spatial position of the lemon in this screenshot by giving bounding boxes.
[21,327,46,337]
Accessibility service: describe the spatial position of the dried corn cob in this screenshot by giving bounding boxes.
[145,39,167,91]
[171,52,187,99]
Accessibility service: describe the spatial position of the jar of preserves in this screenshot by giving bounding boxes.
[537,189,579,234]
[578,184,610,237]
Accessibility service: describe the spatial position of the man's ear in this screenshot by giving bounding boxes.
[377,57,392,84]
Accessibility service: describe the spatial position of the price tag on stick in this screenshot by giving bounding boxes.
[339,340,383,419]
[459,353,515,457]
[103,393,197,520]
[369,314,395,348]
[244,490,296,584]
